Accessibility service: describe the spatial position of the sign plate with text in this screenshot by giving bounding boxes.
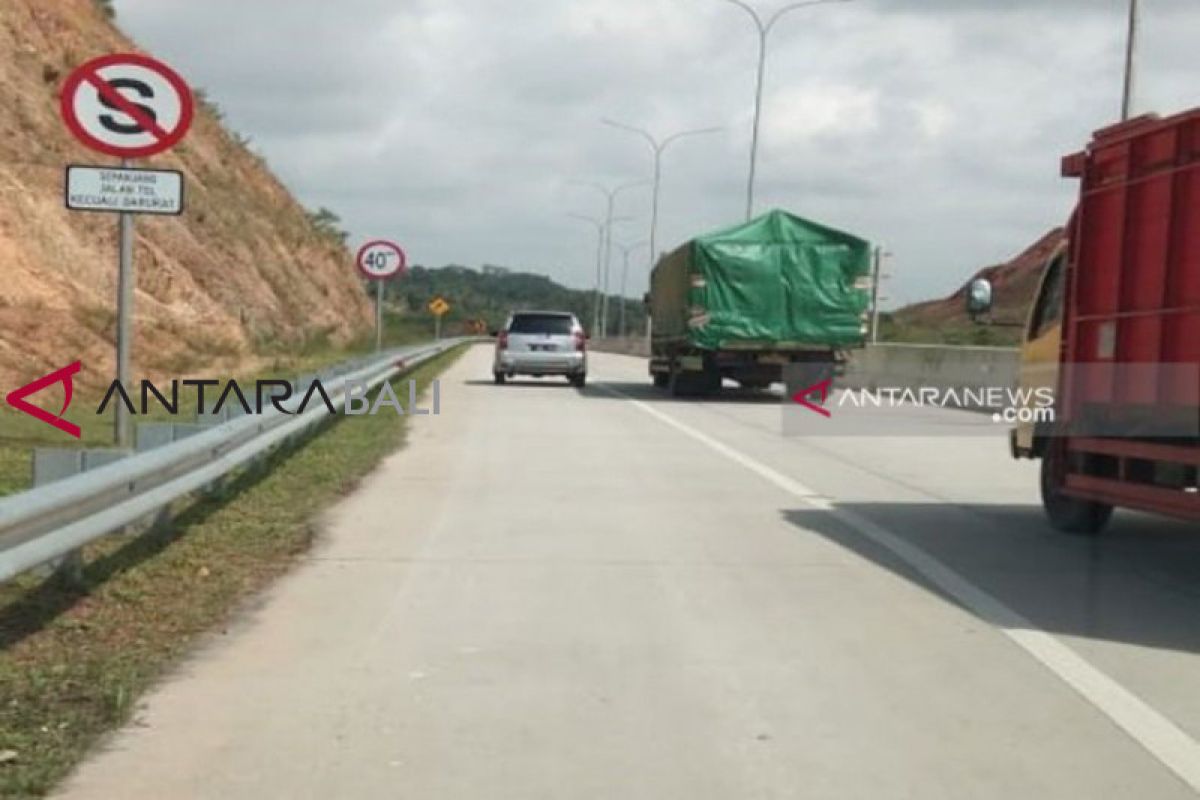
[65,165,184,215]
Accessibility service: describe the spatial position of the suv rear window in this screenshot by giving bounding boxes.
[509,314,573,335]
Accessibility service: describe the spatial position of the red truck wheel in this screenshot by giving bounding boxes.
[1040,447,1113,535]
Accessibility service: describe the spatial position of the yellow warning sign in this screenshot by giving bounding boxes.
[428,296,450,316]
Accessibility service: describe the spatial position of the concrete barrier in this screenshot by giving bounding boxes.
[591,337,650,358]
[842,343,1020,409]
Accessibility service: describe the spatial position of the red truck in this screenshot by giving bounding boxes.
[983,109,1200,532]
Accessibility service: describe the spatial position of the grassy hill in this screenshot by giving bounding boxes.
[384,265,646,338]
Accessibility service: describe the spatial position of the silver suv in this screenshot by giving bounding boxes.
[493,311,587,387]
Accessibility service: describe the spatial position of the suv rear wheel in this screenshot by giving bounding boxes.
[493,372,506,385]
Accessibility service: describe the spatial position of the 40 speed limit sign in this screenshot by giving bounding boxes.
[356,240,407,280]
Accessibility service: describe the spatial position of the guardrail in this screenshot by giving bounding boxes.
[0,339,465,585]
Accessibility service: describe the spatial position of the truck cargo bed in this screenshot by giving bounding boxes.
[1056,109,1200,521]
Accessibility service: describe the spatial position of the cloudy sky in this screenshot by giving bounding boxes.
[117,0,1199,306]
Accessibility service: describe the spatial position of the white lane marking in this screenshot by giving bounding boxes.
[605,387,1200,795]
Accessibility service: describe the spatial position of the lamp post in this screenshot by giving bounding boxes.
[719,0,851,220]
[869,246,892,344]
[601,120,720,276]
[569,179,648,337]
[615,239,648,338]
[1121,0,1139,121]
[569,213,605,335]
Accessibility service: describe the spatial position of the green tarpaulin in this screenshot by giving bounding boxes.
[652,209,871,350]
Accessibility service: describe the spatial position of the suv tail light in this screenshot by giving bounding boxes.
[574,331,586,352]
[498,331,509,350]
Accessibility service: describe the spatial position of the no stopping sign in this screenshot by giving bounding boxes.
[356,240,407,280]
[60,53,194,158]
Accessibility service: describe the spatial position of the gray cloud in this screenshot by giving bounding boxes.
[117,0,1199,305]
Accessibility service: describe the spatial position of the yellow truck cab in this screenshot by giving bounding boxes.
[1011,243,1066,459]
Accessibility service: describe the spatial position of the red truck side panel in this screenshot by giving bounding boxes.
[1059,109,1200,521]
[1065,110,1200,411]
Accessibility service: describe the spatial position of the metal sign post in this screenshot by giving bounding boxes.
[116,159,134,446]
[428,296,450,340]
[375,283,385,352]
[355,240,407,352]
[60,53,194,447]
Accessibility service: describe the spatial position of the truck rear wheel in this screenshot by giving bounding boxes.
[653,372,669,389]
[698,361,722,395]
[1040,449,1114,535]
[669,367,693,398]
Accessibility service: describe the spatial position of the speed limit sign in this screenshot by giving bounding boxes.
[356,240,407,280]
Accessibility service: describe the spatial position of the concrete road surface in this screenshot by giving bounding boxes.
[56,346,1200,799]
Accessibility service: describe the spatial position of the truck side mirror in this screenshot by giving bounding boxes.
[643,292,651,309]
[967,278,994,320]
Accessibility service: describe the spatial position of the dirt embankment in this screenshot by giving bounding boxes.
[0,0,372,391]
[888,228,1065,342]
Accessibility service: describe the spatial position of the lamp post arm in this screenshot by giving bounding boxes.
[660,127,723,153]
[763,0,850,35]
[722,0,765,33]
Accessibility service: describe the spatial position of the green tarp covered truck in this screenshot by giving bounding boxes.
[647,210,872,395]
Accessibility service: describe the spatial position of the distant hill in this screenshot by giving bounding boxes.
[395,227,1065,346]
[882,228,1064,346]
[386,265,645,337]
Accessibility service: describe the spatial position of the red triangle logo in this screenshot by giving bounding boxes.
[5,362,82,439]
[791,378,833,418]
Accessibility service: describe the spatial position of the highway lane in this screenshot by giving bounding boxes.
[56,345,1200,799]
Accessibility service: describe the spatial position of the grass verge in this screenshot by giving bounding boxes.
[0,344,467,799]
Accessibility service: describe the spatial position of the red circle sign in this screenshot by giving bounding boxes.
[60,53,194,159]
[356,240,407,281]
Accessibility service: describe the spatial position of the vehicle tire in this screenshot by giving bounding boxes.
[1040,448,1113,535]
[570,373,587,388]
[696,357,723,396]
[669,367,692,398]
[493,372,506,385]
[652,372,669,389]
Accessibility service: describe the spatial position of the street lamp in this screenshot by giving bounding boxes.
[569,211,633,336]
[568,179,648,336]
[1121,0,1139,121]
[601,119,720,278]
[569,213,605,334]
[615,239,648,337]
[719,0,852,220]
[869,246,892,344]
